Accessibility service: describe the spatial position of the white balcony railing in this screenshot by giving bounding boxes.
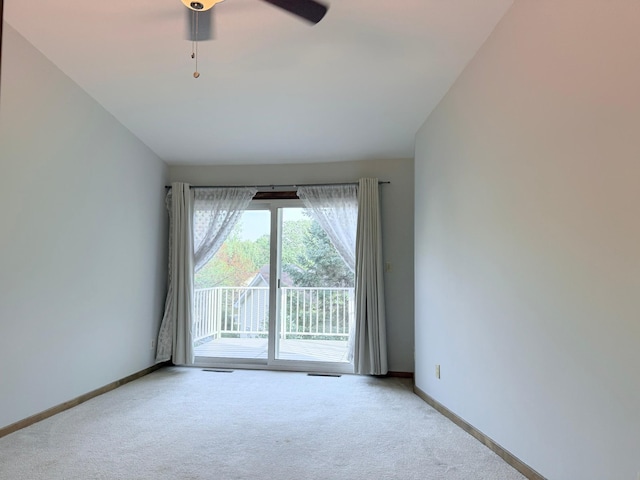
[193,286,354,344]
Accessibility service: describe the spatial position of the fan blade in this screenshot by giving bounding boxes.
[261,0,328,24]
[184,8,214,41]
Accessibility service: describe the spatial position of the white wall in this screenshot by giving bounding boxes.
[169,158,415,372]
[0,25,168,429]
[414,2,640,479]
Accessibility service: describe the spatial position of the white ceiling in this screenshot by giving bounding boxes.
[4,0,513,165]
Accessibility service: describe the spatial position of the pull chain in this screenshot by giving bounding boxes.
[191,10,195,59]
[193,11,200,78]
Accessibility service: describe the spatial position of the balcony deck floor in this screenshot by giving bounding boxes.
[194,337,350,363]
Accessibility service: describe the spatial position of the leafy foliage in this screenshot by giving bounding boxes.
[194,223,266,288]
[194,212,353,289]
[282,220,354,288]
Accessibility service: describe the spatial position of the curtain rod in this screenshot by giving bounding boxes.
[164,181,390,189]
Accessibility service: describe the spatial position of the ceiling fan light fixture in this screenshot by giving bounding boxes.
[181,0,224,12]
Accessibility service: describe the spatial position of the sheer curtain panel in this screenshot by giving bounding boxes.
[193,187,258,273]
[297,184,358,272]
[156,184,257,365]
[353,178,388,375]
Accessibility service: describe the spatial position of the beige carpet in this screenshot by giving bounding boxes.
[0,367,526,479]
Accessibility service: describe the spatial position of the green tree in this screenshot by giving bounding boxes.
[283,220,354,288]
[281,218,312,266]
[194,222,270,288]
[194,213,353,289]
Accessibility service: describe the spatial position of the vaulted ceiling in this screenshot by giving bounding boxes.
[4,0,513,165]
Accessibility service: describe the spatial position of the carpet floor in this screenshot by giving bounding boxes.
[0,367,527,479]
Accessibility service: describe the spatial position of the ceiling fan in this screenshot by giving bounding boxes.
[182,0,328,41]
[182,0,328,77]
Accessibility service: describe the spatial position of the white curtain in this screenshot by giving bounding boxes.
[297,184,358,272]
[155,183,195,365]
[193,187,258,272]
[299,180,387,375]
[155,183,256,365]
[353,178,388,375]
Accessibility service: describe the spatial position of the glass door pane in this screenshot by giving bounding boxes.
[193,209,271,361]
[275,208,354,363]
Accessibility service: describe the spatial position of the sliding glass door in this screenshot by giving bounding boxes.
[193,208,271,361]
[193,201,354,372]
[275,207,353,363]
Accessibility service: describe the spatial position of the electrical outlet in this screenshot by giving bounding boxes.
[385,262,392,272]
[151,339,156,350]
[435,364,441,379]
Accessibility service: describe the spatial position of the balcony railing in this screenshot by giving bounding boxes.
[193,286,354,344]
